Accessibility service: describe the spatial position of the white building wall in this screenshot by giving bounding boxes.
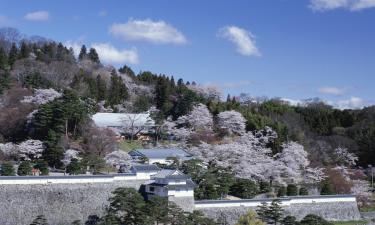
[194,196,357,209]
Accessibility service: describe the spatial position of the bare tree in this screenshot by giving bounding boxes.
[83,125,118,156]
[121,114,154,142]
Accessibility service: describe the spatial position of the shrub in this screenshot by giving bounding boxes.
[299,186,308,195]
[17,161,32,176]
[277,186,287,197]
[230,178,259,199]
[300,214,333,225]
[287,184,298,196]
[0,162,15,176]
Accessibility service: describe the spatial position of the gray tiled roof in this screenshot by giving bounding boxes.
[131,164,160,172]
[148,179,197,190]
[129,148,193,160]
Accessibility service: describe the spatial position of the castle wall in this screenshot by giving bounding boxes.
[196,195,361,225]
[0,180,145,225]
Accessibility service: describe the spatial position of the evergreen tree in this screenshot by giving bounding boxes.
[186,210,216,225]
[78,45,87,61]
[320,180,335,195]
[148,196,168,225]
[0,47,8,70]
[256,202,269,222]
[267,200,284,225]
[0,71,11,94]
[299,187,308,196]
[167,202,186,225]
[66,158,84,175]
[30,215,48,225]
[281,216,299,225]
[230,179,259,199]
[286,184,298,196]
[96,75,106,101]
[34,160,49,175]
[17,161,32,176]
[300,214,333,225]
[19,42,31,59]
[88,48,100,63]
[8,43,18,67]
[0,162,15,176]
[107,188,148,225]
[277,186,287,197]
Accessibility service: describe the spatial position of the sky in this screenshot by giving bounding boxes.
[0,0,374,109]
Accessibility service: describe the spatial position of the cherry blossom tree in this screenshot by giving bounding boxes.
[104,150,132,167]
[275,142,309,183]
[21,88,62,105]
[334,147,358,167]
[216,110,246,135]
[177,103,213,130]
[17,139,44,160]
[187,128,325,185]
[62,149,81,166]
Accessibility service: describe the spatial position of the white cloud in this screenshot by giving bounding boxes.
[109,19,187,44]
[334,96,366,109]
[218,26,260,57]
[24,11,50,21]
[98,10,107,17]
[91,43,139,64]
[318,86,346,95]
[64,40,82,57]
[65,40,139,65]
[309,0,375,11]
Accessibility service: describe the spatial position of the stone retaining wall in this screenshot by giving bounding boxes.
[0,180,145,225]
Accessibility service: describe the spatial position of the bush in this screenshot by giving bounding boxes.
[281,215,299,225]
[277,186,287,197]
[33,160,49,175]
[287,184,299,196]
[320,180,335,195]
[300,214,333,225]
[66,158,85,175]
[17,161,32,176]
[299,186,308,195]
[230,178,259,199]
[1,162,15,176]
[259,181,272,193]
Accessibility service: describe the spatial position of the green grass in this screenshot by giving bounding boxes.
[332,220,368,225]
[360,204,375,212]
[118,140,142,152]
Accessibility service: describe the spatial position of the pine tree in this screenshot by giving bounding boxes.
[267,200,284,225]
[107,188,148,225]
[17,161,32,176]
[256,202,269,222]
[30,215,48,225]
[0,47,8,70]
[286,184,298,196]
[96,75,106,101]
[148,196,168,225]
[281,216,299,225]
[19,42,30,59]
[8,43,18,67]
[78,45,87,61]
[88,48,100,63]
[0,162,15,176]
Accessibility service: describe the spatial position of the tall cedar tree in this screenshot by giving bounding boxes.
[8,43,18,67]
[0,47,8,70]
[78,45,87,61]
[88,48,100,64]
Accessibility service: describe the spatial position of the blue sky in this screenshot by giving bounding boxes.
[1,0,374,108]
